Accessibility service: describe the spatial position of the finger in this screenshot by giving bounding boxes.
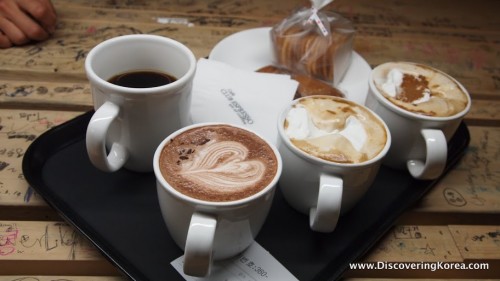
[46,0,57,32]
[0,31,13,48]
[18,0,57,34]
[46,0,57,19]
[8,7,50,41]
[0,0,49,41]
[0,16,29,45]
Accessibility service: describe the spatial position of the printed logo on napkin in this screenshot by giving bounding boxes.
[220,88,254,124]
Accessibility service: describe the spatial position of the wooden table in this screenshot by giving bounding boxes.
[0,0,499,280]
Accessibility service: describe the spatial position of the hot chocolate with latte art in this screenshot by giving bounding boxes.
[159,124,278,202]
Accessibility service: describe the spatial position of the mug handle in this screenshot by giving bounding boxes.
[183,212,217,277]
[407,129,447,180]
[86,101,128,172]
[309,174,343,233]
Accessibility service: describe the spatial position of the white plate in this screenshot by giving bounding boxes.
[209,27,372,105]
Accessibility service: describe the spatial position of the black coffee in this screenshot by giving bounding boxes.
[108,70,177,88]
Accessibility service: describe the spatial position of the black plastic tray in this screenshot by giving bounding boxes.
[22,111,470,281]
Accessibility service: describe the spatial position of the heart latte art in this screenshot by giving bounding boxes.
[179,141,266,191]
[159,125,278,202]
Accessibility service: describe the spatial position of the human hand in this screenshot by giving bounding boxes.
[0,0,57,48]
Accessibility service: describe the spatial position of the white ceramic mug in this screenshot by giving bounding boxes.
[277,96,391,233]
[365,62,471,180]
[85,34,196,172]
[154,123,282,277]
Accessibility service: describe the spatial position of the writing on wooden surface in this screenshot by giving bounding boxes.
[365,225,463,262]
[0,110,81,206]
[0,221,101,260]
[0,82,89,98]
[0,81,91,107]
[57,0,302,17]
[0,21,233,75]
[449,225,500,259]
[418,127,500,213]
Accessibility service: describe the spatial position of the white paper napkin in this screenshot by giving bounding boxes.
[190,58,298,144]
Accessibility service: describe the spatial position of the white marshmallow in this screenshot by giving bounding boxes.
[339,116,367,151]
[381,69,404,98]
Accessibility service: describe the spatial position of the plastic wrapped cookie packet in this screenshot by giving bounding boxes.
[269,0,355,87]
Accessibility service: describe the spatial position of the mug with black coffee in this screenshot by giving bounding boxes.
[85,34,196,172]
[154,123,282,277]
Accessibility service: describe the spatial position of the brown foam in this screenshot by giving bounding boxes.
[399,74,429,103]
[159,125,278,202]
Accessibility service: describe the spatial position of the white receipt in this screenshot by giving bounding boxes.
[171,242,299,281]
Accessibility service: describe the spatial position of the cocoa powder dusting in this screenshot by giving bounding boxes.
[399,74,429,103]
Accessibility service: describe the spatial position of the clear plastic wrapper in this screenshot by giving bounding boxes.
[271,1,355,86]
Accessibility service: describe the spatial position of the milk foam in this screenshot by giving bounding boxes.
[374,62,468,117]
[284,97,386,164]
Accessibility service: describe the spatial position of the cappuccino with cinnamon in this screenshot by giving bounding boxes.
[159,124,278,202]
[372,62,469,117]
